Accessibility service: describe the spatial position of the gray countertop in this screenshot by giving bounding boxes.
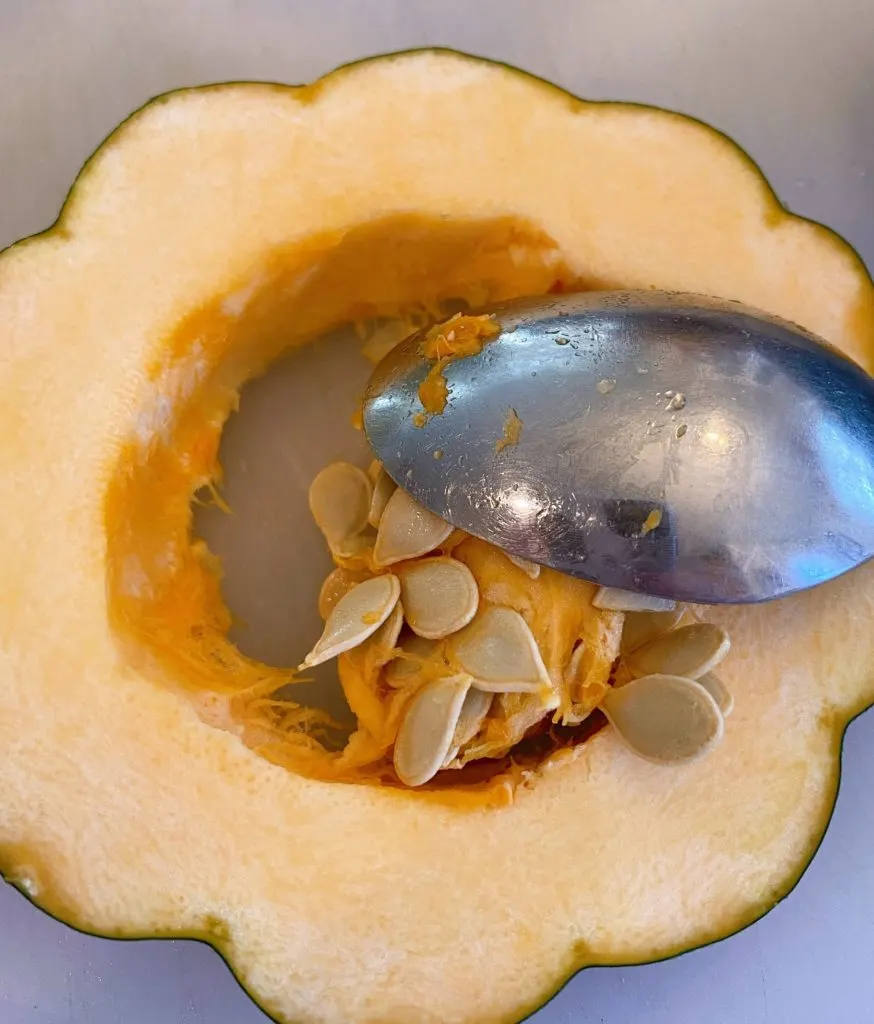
[2,2,873,1022]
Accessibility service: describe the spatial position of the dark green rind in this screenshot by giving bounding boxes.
[2,47,873,1024]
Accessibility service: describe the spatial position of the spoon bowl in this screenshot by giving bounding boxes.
[362,291,874,604]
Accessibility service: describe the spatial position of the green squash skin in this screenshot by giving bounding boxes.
[1,47,872,1024]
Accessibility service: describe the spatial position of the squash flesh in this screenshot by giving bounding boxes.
[1,50,873,1024]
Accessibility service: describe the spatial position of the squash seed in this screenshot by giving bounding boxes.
[300,574,401,668]
[561,640,594,727]
[620,607,684,654]
[594,587,676,613]
[398,557,479,639]
[441,687,494,769]
[364,601,405,667]
[626,622,730,680]
[506,552,541,579]
[317,567,369,619]
[601,673,724,764]
[393,674,472,786]
[368,466,397,528]
[697,671,734,716]
[384,635,442,688]
[441,745,461,770]
[452,686,493,748]
[331,527,377,561]
[564,641,586,688]
[308,462,372,547]
[373,487,453,566]
[453,607,550,693]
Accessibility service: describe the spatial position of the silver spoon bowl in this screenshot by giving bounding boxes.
[362,291,874,604]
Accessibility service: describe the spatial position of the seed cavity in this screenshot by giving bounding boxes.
[305,455,735,784]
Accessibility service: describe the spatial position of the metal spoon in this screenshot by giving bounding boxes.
[362,291,874,604]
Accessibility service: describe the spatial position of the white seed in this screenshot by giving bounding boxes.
[460,691,552,763]
[441,686,495,770]
[331,527,377,561]
[626,623,730,680]
[300,574,400,668]
[368,466,397,528]
[393,674,472,786]
[564,642,586,687]
[441,745,461,770]
[506,552,541,579]
[452,686,493,748]
[364,601,405,667]
[318,567,367,619]
[594,587,676,613]
[559,644,593,724]
[453,606,550,693]
[398,557,479,639]
[308,462,372,547]
[697,671,734,716]
[620,607,684,654]
[373,487,453,566]
[384,635,442,688]
[601,674,724,764]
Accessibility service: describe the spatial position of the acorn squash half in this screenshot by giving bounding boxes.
[1,49,873,1024]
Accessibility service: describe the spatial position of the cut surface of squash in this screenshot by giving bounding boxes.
[1,48,874,1024]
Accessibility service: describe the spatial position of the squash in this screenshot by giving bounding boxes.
[1,48,873,1024]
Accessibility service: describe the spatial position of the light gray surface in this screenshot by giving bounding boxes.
[1,2,872,1022]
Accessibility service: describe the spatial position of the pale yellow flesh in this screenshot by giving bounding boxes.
[1,49,874,1024]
